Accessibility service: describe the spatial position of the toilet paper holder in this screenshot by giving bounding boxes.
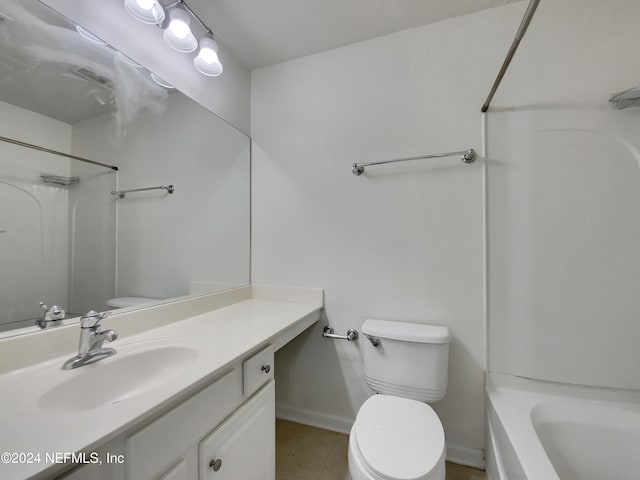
[322,326,358,342]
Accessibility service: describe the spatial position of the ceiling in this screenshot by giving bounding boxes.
[189,0,523,69]
[0,0,524,124]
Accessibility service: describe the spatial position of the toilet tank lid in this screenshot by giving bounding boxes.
[362,319,451,344]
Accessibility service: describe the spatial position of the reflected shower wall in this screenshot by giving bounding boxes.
[0,136,116,331]
[68,161,116,317]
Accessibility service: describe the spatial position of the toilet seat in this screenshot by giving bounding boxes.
[351,395,446,480]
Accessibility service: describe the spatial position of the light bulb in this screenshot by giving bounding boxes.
[136,0,155,10]
[194,37,223,77]
[162,9,197,53]
[200,48,217,64]
[124,0,165,24]
[169,19,189,39]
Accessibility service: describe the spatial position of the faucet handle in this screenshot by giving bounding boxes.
[80,310,110,328]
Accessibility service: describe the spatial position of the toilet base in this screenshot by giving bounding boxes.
[348,425,446,480]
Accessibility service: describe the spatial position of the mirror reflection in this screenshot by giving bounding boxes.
[0,0,250,334]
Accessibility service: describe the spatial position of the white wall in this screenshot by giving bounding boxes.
[0,100,70,154]
[251,3,529,463]
[72,92,250,304]
[42,0,251,135]
[68,161,117,316]
[486,0,640,388]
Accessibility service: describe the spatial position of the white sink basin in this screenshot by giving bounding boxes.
[36,344,199,414]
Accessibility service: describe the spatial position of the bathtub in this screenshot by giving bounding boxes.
[485,373,640,480]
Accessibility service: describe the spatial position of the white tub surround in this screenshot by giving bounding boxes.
[486,373,640,480]
[0,285,323,480]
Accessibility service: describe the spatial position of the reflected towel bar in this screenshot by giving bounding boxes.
[352,148,476,176]
[111,184,175,199]
[0,135,118,171]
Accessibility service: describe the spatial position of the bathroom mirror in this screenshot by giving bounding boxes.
[0,0,250,335]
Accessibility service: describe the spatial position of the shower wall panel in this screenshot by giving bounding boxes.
[487,107,640,389]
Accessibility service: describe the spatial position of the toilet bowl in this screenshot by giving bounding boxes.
[348,319,451,480]
[348,395,446,480]
[106,297,158,309]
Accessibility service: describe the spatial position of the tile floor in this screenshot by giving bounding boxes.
[276,419,486,480]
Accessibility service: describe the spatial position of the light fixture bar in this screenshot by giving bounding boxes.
[125,0,223,77]
[177,0,213,35]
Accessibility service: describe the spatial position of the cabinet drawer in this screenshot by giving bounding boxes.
[126,368,242,480]
[243,345,274,397]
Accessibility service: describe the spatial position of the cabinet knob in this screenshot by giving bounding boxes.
[209,458,222,471]
[261,364,271,374]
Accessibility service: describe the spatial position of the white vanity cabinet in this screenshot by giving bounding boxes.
[57,346,275,480]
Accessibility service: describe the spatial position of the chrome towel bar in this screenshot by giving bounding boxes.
[111,184,175,199]
[352,148,476,176]
[322,326,358,341]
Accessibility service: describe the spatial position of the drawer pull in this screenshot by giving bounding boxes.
[209,458,222,471]
[261,364,271,374]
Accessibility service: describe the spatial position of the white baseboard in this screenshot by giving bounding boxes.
[276,403,485,469]
[446,444,485,470]
[276,403,353,434]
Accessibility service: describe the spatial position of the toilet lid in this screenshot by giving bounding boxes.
[354,395,445,480]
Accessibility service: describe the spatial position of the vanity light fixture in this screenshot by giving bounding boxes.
[76,26,108,45]
[0,11,15,24]
[124,0,223,77]
[194,37,223,77]
[163,8,197,53]
[124,0,165,25]
[117,52,143,68]
[150,72,175,89]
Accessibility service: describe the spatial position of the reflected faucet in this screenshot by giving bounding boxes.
[62,310,118,370]
[36,302,65,329]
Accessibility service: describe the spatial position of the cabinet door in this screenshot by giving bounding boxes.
[157,459,188,480]
[199,380,275,480]
[126,369,242,480]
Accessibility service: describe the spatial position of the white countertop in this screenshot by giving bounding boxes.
[0,286,323,480]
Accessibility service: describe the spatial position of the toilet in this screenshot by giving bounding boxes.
[105,297,158,309]
[348,319,451,480]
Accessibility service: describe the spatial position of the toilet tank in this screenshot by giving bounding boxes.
[361,319,450,403]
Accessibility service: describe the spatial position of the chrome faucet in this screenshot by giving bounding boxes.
[36,302,65,329]
[62,310,118,370]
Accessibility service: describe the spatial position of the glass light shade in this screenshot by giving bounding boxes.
[124,0,165,24]
[194,38,223,77]
[163,9,197,53]
[76,26,108,45]
[117,52,143,68]
[150,73,174,89]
